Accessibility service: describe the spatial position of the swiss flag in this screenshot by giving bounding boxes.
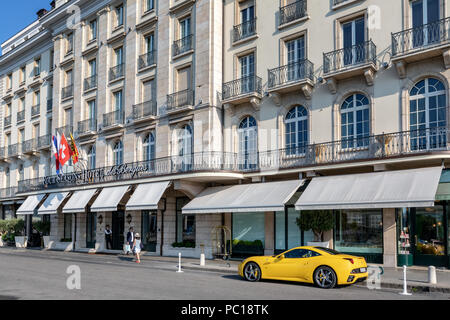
[59,134,71,167]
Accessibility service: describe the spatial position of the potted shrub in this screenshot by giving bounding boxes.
[296,210,334,248]
[0,220,7,247]
[34,220,51,248]
[11,219,26,248]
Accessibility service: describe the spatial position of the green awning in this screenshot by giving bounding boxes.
[436,183,450,201]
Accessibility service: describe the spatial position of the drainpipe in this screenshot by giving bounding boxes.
[73,213,77,252]
[160,198,167,257]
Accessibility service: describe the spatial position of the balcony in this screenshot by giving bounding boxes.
[173,35,193,57]
[0,147,5,160]
[0,187,18,199]
[323,40,377,92]
[47,99,53,113]
[22,138,38,155]
[102,110,124,130]
[392,17,450,77]
[222,75,262,108]
[268,59,314,97]
[56,125,74,137]
[84,75,97,91]
[4,115,12,127]
[8,143,23,159]
[77,118,98,137]
[109,64,124,82]
[279,0,307,27]
[61,84,74,100]
[132,100,157,122]
[138,51,156,70]
[37,134,52,150]
[233,18,257,44]
[31,104,40,118]
[17,110,25,123]
[167,89,195,114]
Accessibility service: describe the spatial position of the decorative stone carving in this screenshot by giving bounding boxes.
[395,60,407,79]
[326,77,337,94]
[269,92,281,106]
[223,103,235,116]
[364,68,375,86]
[301,84,313,100]
[250,97,261,111]
[443,49,450,69]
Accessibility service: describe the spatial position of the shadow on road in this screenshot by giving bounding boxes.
[117,256,135,262]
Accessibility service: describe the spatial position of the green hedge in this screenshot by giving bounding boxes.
[0,219,25,235]
[172,240,196,248]
[232,239,263,247]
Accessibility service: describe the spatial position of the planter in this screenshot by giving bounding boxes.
[307,241,330,248]
[15,236,27,248]
[43,236,51,249]
[397,254,413,267]
[0,237,3,247]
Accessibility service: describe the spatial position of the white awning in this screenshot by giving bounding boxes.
[295,167,443,210]
[182,180,304,214]
[16,194,46,215]
[38,192,71,215]
[126,181,170,211]
[62,189,98,214]
[90,185,130,212]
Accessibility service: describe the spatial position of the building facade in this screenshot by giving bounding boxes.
[0,0,450,268]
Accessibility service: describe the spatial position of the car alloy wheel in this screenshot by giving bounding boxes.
[243,262,261,282]
[314,266,337,289]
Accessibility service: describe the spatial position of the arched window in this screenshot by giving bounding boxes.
[410,78,447,150]
[341,93,370,148]
[178,125,193,171]
[142,131,156,162]
[238,116,258,170]
[285,105,308,155]
[112,140,123,166]
[87,145,96,170]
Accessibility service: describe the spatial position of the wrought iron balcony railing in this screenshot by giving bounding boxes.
[173,35,193,56]
[61,84,73,99]
[23,138,38,154]
[84,75,97,91]
[77,118,97,135]
[17,110,25,123]
[38,134,52,149]
[109,64,124,81]
[47,99,53,112]
[8,143,22,157]
[56,125,74,137]
[222,75,262,100]
[138,51,156,69]
[0,187,18,199]
[0,147,4,159]
[103,110,124,128]
[392,17,450,56]
[233,18,257,42]
[280,0,307,26]
[167,89,194,111]
[268,59,314,89]
[4,115,12,127]
[31,104,40,117]
[132,100,157,120]
[333,0,350,5]
[323,40,377,74]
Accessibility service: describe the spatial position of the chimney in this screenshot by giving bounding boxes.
[37,8,48,18]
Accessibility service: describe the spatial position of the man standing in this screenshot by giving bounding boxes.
[126,227,134,255]
[105,225,113,250]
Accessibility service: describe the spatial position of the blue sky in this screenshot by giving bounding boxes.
[0,0,52,54]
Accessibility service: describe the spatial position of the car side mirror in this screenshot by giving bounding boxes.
[277,254,284,260]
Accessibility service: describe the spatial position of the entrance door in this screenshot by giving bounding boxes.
[86,212,97,249]
[342,17,365,66]
[412,0,440,48]
[412,206,448,267]
[142,211,157,252]
[112,211,125,250]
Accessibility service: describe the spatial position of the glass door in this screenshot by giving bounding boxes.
[142,211,157,252]
[240,53,255,93]
[86,212,96,249]
[286,37,305,81]
[342,17,365,66]
[412,205,448,267]
[412,0,440,47]
[112,211,125,250]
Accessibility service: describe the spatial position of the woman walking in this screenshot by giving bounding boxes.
[132,233,143,264]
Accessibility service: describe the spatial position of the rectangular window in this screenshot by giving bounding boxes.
[115,47,124,66]
[64,108,73,127]
[145,0,154,12]
[114,90,123,112]
[64,214,72,240]
[179,17,191,39]
[145,33,154,53]
[176,66,191,92]
[7,73,12,89]
[6,103,11,116]
[66,33,73,54]
[34,90,40,105]
[18,129,25,143]
[19,97,25,111]
[88,99,96,120]
[89,59,97,76]
[33,123,40,139]
[20,66,26,83]
[232,212,265,258]
[66,69,73,86]
[116,5,124,27]
[89,19,97,41]
[34,58,41,76]
[176,197,195,244]
[142,79,154,102]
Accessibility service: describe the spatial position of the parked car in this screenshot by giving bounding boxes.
[238,246,368,289]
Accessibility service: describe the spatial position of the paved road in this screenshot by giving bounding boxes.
[0,249,448,300]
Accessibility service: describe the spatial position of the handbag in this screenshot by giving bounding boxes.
[140,242,144,250]
[125,244,131,253]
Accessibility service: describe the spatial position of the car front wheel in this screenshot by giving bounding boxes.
[243,262,261,282]
[313,266,337,289]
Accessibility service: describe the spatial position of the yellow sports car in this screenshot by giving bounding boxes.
[238,246,368,289]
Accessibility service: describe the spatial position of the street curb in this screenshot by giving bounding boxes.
[355,281,450,293]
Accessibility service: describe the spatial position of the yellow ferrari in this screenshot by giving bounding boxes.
[238,246,368,289]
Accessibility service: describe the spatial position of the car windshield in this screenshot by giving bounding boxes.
[314,247,341,255]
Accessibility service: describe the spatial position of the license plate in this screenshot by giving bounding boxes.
[360,268,367,273]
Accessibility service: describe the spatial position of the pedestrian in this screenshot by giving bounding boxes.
[105,225,113,250]
[132,233,143,264]
[126,227,134,255]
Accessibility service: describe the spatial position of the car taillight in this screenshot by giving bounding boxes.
[344,258,354,264]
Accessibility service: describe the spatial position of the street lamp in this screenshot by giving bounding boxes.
[98,215,103,225]
[126,214,132,224]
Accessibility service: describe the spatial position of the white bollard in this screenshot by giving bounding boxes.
[200,253,205,266]
[176,252,184,273]
[428,266,437,284]
[399,265,412,296]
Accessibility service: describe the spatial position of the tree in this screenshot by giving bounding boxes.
[296,210,334,242]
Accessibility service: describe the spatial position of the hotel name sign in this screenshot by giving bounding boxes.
[43,164,150,186]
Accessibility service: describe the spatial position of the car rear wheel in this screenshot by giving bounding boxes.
[243,262,261,282]
[313,266,337,289]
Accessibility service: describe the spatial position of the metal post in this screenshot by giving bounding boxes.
[399,265,412,296]
[176,252,184,273]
